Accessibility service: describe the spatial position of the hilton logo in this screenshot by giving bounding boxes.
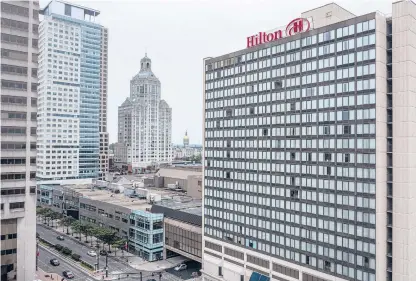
[246,18,311,48]
[286,18,310,36]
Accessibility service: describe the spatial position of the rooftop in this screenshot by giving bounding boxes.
[154,198,202,216]
[41,0,100,16]
[160,166,202,172]
[61,184,190,211]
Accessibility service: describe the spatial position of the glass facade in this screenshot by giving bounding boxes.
[128,210,164,261]
[78,21,101,179]
[37,6,102,181]
[37,185,54,205]
[204,18,377,281]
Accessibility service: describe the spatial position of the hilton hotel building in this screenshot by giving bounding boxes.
[202,2,416,281]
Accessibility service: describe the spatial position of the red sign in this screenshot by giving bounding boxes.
[247,18,310,48]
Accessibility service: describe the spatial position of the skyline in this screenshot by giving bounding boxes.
[40,0,393,145]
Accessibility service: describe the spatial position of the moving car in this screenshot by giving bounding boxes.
[62,271,74,279]
[56,236,64,241]
[87,250,97,257]
[99,250,107,256]
[50,259,60,266]
[174,264,187,271]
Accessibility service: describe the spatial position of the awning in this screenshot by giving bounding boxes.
[249,272,270,281]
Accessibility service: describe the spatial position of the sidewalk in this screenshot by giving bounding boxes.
[37,220,126,256]
[34,268,62,281]
[125,256,187,271]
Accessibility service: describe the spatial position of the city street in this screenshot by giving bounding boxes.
[37,246,93,281]
[37,224,190,281]
[37,223,137,275]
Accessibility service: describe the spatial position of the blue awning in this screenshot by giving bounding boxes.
[249,272,270,281]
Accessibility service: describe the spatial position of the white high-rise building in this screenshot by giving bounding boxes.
[116,54,172,172]
[1,1,39,280]
[37,0,108,184]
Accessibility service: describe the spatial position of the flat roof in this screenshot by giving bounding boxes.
[159,166,202,172]
[154,198,202,216]
[60,184,193,211]
[302,2,355,17]
[41,0,100,16]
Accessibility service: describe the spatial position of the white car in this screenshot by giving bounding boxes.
[174,264,187,271]
[87,250,97,257]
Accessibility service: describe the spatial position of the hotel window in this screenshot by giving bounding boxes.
[318,30,335,42]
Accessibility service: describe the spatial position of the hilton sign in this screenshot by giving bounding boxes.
[247,18,311,48]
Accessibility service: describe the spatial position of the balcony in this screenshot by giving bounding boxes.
[387,24,392,36]
[387,198,393,212]
[387,183,393,197]
[387,157,393,167]
[387,228,393,242]
[387,213,393,227]
[387,114,393,123]
[387,55,392,65]
[387,173,393,182]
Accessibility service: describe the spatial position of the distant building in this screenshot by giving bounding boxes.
[173,142,202,160]
[183,131,190,147]
[115,54,172,172]
[154,166,202,199]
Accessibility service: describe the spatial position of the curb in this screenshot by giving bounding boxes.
[39,244,100,280]
[37,224,141,271]
[38,223,98,249]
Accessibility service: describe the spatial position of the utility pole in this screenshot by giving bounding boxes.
[139,272,142,281]
[96,252,100,271]
[105,254,108,277]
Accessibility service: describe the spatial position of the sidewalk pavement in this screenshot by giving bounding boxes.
[125,255,187,271]
[34,268,63,281]
[38,220,125,256]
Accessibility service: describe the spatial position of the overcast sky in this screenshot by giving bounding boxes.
[40,0,392,145]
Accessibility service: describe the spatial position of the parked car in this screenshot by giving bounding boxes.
[174,264,187,271]
[50,259,60,266]
[62,271,74,279]
[99,250,107,256]
[87,250,97,257]
[147,279,157,281]
[56,236,64,241]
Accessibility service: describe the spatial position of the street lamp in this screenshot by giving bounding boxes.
[105,254,108,278]
[95,252,100,272]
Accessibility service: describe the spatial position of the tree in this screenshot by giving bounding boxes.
[36,207,45,222]
[36,207,51,224]
[111,239,126,257]
[71,221,82,240]
[49,212,62,228]
[79,222,95,244]
[36,207,44,222]
[43,208,55,226]
[95,228,117,252]
[59,216,75,234]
